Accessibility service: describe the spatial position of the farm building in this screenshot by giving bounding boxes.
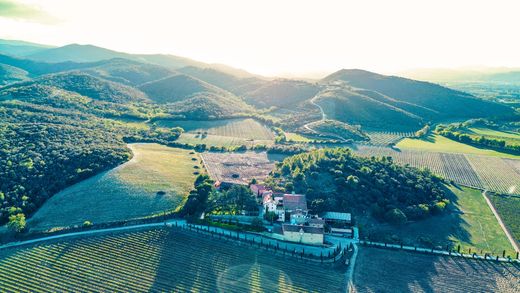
[321,212,352,225]
[282,224,324,245]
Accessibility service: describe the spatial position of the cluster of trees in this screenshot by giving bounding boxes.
[414,124,430,138]
[435,124,520,154]
[267,148,448,224]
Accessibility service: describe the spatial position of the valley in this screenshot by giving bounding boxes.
[0,38,519,292]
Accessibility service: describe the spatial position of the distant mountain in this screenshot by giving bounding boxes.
[3,72,150,104]
[138,73,252,119]
[0,63,29,85]
[322,69,515,122]
[243,79,321,108]
[0,39,54,57]
[400,67,520,84]
[0,54,95,76]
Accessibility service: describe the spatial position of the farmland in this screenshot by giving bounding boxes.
[27,144,201,232]
[353,247,520,293]
[352,146,484,189]
[175,132,274,148]
[201,151,284,185]
[352,145,520,195]
[157,118,275,140]
[396,134,519,159]
[358,186,515,256]
[365,130,415,146]
[0,228,347,292]
[467,155,520,195]
[489,194,520,244]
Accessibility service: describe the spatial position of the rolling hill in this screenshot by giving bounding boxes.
[322,69,515,121]
[0,39,54,57]
[0,63,29,85]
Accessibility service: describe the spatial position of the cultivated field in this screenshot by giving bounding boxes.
[0,228,347,292]
[352,146,484,189]
[352,145,520,195]
[358,186,515,256]
[175,133,274,148]
[28,144,201,232]
[365,130,415,146]
[396,134,519,159]
[353,247,520,293]
[489,194,520,244]
[467,155,520,195]
[201,151,282,185]
[157,118,275,140]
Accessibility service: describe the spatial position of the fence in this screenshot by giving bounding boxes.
[172,222,348,264]
[360,240,520,263]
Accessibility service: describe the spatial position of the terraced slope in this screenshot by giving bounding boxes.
[0,228,347,292]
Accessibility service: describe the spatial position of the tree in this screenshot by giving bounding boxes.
[7,213,26,233]
[385,208,407,225]
[226,185,257,213]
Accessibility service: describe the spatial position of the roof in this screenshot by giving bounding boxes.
[322,212,352,222]
[309,218,325,225]
[250,184,267,195]
[282,224,324,234]
[282,194,307,211]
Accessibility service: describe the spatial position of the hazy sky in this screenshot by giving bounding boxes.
[1,0,520,77]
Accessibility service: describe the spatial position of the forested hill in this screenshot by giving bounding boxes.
[268,148,449,224]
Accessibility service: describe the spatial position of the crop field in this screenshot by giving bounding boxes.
[175,132,274,147]
[0,228,347,292]
[466,155,520,195]
[489,194,520,244]
[28,144,201,232]
[365,130,415,146]
[396,134,519,159]
[352,146,484,189]
[201,151,282,185]
[157,118,275,140]
[353,247,520,293]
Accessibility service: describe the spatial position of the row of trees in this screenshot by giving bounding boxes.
[435,124,520,153]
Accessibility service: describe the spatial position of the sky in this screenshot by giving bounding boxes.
[1,0,520,77]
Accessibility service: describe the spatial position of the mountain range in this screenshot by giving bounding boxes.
[0,39,516,131]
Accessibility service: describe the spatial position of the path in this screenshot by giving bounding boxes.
[303,92,350,143]
[482,190,520,252]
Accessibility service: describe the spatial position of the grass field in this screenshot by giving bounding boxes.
[359,186,515,256]
[28,144,201,232]
[0,228,347,292]
[353,247,519,293]
[285,132,313,142]
[489,194,520,244]
[157,118,275,140]
[469,127,520,141]
[396,134,519,159]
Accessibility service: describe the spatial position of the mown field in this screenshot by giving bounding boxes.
[353,247,520,293]
[359,186,515,256]
[396,134,519,159]
[489,194,520,244]
[0,228,347,292]
[28,144,201,232]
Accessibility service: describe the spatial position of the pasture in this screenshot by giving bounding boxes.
[353,247,519,293]
[0,228,347,292]
[358,186,515,256]
[396,134,519,159]
[28,144,201,232]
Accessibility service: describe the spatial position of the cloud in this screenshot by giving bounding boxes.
[0,0,57,23]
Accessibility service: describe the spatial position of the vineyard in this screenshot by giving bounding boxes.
[28,144,201,232]
[157,118,275,140]
[0,228,347,292]
[353,247,520,293]
[352,146,484,189]
[365,131,415,146]
[466,155,520,195]
[489,194,520,244]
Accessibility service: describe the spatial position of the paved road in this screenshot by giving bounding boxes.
[483,190,520,252]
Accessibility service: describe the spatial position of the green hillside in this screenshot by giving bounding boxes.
[323,69,515,120]
[0,63,29,85]
[315,87,423,130]
[244,79,320,108]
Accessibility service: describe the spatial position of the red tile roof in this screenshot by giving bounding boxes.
[282,194,307,211]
